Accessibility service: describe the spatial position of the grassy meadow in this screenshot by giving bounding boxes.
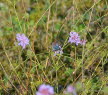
[0,0,108,95]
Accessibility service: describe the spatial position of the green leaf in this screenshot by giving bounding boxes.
[55,23,61,30]
[103,86,108,94]
[65,68,74,75]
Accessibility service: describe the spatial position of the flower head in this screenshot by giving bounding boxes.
[80,39,86,45]
[36,84,54,95]
[68,32,80,45]
[16,33,29,49]
[54,50,63,56]
[65,85,77,95]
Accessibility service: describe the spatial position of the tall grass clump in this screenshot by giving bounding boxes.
[0,0,108,95]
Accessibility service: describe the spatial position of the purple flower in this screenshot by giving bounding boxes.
[36,84,54,95]
[16,33,29,49]
[54,50,63,56]
[66,85,77,95]
[68,32,81,45]
[80,39,86,45]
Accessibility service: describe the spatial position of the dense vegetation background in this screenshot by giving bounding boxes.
[0,0,108,95]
